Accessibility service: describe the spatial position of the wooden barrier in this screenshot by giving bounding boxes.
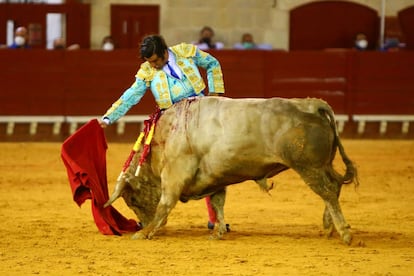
[0,49,413,140]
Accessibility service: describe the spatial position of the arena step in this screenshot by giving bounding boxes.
[65,115,148,135]
[0,116,65,136]
[352,115,414,135]
[0,115,148,136]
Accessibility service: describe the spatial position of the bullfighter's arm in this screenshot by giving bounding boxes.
[193,48,225,95]
[101,76,148,125]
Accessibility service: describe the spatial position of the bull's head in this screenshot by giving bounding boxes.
[120,159,161,227]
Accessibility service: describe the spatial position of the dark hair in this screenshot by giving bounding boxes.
[200,26,214,36]
[140,35,168,59]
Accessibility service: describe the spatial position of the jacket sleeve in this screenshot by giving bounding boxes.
[102,62,155,124]
[193,47,225,94]
[172,43,224,94]
[102,76,148,124]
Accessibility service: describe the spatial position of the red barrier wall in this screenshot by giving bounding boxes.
[350,51,414,114]
[0,49,413,117]
[263,50,349,114]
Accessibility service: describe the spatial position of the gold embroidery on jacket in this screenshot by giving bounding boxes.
[156,72,172,109]
[212,67,224,92]
[104,99,123,117]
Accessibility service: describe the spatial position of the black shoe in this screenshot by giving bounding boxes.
[207,221,215,230]
[207,221,231,232]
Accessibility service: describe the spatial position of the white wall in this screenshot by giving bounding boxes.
[67,0,414,49]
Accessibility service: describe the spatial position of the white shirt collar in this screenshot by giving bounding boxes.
[163,50,182,79]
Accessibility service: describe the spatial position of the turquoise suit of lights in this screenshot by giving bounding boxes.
[103,43,225,124]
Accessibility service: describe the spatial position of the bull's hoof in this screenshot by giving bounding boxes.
[131,232,147,240]
[324,224,334,237]
[340,224,352,245]
[208,233,223,240]
[342,232,352,245]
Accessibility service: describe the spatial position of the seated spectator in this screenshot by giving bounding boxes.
[234,33,256,49]
[381,37,404,52]
[233,33,273,50]
[52,37,80,51]
[192,26,224,50]
[354,33,369,51]
[53,37,66,50]
[9,26,30,49]
[101,35,115,51]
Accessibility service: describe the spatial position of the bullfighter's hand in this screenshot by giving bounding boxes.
[99,120,108,128]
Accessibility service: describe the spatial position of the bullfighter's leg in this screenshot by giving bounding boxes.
[297,167,352,244]
[205,196,217,229]
[209,188,228,239]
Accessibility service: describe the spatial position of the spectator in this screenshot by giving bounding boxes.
[233,33,273,50]
[234,33,257,49]
[101,35,115,51]
[354,33,369,51]
[193,26,224,50]
[53,37,66,50]
[9,26,30,49]
[52,37,80,51]
[381,38,403,52]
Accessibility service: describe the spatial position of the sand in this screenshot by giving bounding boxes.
[0,140,413,275]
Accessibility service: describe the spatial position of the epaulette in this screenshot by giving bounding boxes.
[170,43,197,58]
[136,61,156,83]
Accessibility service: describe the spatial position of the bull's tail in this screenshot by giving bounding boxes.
[319,107,360,187]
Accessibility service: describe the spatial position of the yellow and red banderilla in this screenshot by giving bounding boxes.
[134,122,155,176]
[116,131,145,182]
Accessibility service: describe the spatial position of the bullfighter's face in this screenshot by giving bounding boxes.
[145,50,168,70]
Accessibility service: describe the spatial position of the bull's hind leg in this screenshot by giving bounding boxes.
[322,184,343,237]
[298,168,352,244]
[322,168,346,237]
[209,188,228,239]
[323,206,334,237]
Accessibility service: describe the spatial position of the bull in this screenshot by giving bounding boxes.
[105,96,359,244]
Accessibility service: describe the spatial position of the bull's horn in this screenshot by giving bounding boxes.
[104,176,126,208]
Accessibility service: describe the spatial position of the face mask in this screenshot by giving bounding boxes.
[356,39,368,49]
[14,36,25,46]
[242,42,254,49]
[102,42,114,51]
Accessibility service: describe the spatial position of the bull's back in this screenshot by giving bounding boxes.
[155,97,334,169]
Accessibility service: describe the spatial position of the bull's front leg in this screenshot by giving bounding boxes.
[209,188,228,239]
[132,191,179,240]
[132,177,182,240]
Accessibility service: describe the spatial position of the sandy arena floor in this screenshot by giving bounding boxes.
[0,140,413,275]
